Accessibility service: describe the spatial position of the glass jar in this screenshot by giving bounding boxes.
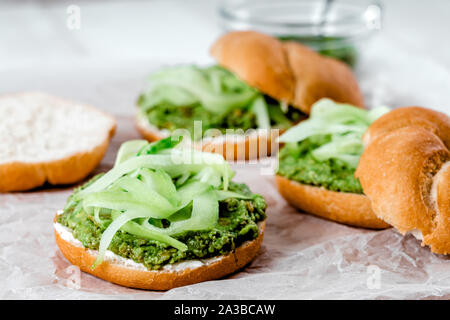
[217,0,382,67]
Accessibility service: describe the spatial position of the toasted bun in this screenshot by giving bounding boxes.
[0,92,116,192]
[211,31,364,114]
[275,175,389,229]
[356,108,450,254]
[55,220,265,290]
[136,112,279,160]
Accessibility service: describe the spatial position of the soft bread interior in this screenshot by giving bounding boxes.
[0,92,115,164]
[0,92,116,192]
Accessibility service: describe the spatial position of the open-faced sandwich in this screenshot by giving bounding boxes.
[54,137,267,290]
[275,98,390,229]
[136,31,364,160]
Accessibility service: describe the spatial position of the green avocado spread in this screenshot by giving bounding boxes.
[141,101,258,134]
[58,180,266,270]
[140,100,304,137]
[276,99,390,194]
[277,137,363,194]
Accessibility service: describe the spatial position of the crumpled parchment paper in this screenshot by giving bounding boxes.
[0,36,449,300]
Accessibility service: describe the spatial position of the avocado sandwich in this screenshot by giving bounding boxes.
[275,98,390,229]
[136,31,364,160]
[54,137,267,290]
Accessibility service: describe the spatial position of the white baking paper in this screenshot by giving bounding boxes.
[0,35,449,300]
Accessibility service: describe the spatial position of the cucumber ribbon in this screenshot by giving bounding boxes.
[278,99,390,169]
[137,65,278,130]
[71,137,248,269]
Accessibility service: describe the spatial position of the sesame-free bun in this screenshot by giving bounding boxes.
[55,220,265,290]
[136,113,279,161]
[356,107,450,254]
[363,106,450,147]
[0,92,116,192]
[211,31,364,114]
[211,31,295,107]
[275,175,389,229]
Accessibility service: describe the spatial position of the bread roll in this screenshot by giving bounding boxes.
[356,107,450,254]
[211,31,364,114]
[0,92,116,192]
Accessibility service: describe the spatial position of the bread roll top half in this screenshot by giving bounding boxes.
[210,31,364,114]
[356,107,450,254]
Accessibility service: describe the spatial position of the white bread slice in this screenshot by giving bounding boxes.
[0,92,116,192]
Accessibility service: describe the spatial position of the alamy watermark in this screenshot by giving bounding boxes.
[166,121,280,175]
[66,5,81,30]
[366,265,381,289]
[64,265,81,290]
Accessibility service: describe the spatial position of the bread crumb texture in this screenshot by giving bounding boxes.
[0,92,115,163]
[0,92,116,192]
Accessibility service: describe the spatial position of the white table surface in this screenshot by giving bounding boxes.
[1,0,450,67]
[1,0,449,114]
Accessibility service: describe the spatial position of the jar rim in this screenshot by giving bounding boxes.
[218,0,382,37]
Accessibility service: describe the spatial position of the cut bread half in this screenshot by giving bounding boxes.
[54,218,265,290]
[136,112,279,160]
[275,175,389,229]
[0,92,116,192]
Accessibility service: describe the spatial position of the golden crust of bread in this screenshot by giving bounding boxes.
[283,41,365,113]
[356,123,450,254]
[136,112,279,160]
[275,175,389,229]
[135,114,166,142]
[0,137,113,192]
[0,126,115,193]
[55,220,265,290]
[210,31,295,106]
[425,162,450,254]
[200,131,278,161]
[210,31,364,114]
[363,106,450,148]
